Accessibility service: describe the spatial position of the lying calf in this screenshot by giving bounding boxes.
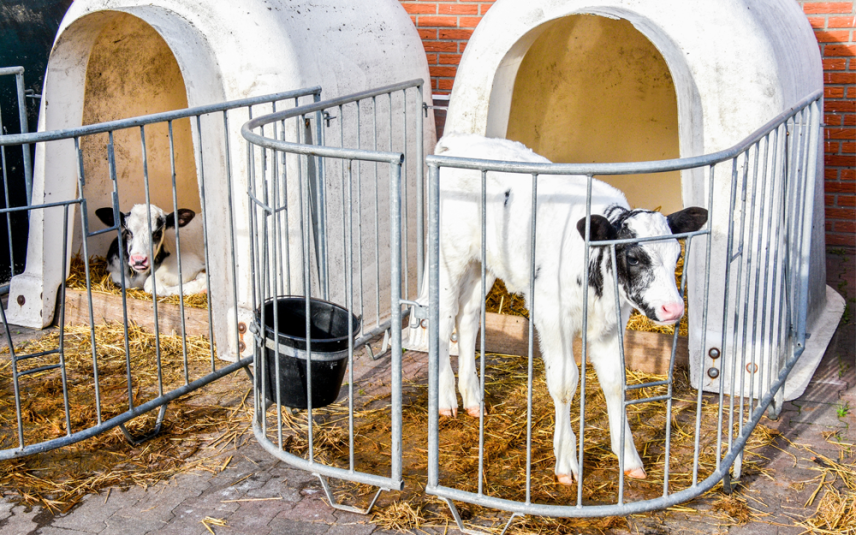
[432,133,707,483]
[95,204,207,296]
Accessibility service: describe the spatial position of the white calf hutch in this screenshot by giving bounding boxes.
[442,0,844,402]
[0,0,842,528]
[4,0,434,361]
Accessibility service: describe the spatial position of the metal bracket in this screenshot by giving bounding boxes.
[315,474,386,515]
[322,111,336,127]
[118,404,168,446]
[366,329,391,361]
[423,102,449,117]
[441,498,490,535]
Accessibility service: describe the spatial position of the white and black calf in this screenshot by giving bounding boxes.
[95,204,207,296]
[431,134,707,484]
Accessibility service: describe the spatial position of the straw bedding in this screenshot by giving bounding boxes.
[261,353,781,534]
[0,324,251,513]
[65,255,209,309]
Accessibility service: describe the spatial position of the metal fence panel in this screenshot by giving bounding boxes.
[0,86,320,460]
[424,92,821,528]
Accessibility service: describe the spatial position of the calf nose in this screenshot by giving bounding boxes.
[129,254,149,268]
[659,302,684,322]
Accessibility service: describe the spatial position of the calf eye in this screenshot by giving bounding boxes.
[627,255,639,266]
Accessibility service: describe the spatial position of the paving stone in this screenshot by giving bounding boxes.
[326,520,376,535]
[101,514,167,535]
[245,474,302,502]
[229,499,288,532]
[35,527,91,535]
[115,484,203,524]
[168,489,242,526]
[50,490,138,532]
[0,499,14,522]
[265,518,330,534]
[275,494,337,524]
[169,473,214,494]
[787,400,850,428]
[0,505,40,535]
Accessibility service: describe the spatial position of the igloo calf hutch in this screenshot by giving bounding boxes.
[2,0,433,455]
[438,0,843,407]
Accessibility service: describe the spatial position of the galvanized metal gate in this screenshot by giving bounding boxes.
[241,80,425,511]
[0,80,320,459]
[423,90,822,529]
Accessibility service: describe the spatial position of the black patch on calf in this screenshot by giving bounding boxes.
[165,209,196,229]
[615,244,657,319]
[504,189,511,207]
[666,207,708,235]
[587,250,606,298]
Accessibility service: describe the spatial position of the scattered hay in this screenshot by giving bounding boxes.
[262,352,776,534]
[484,243,690,337]
[0,324,251,512]
[66,255,209,309]
[710,494,752,524]
[795,435,856,535]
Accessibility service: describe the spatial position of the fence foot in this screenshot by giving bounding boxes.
[118,404,168,446]
[366,329,391,361]
[441,497,490,535]
[766,397,782,420]
[315,474,386,515]
[721,469,733,494]
[499,512,524,535]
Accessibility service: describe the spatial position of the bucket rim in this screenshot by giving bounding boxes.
[256,295,362,346]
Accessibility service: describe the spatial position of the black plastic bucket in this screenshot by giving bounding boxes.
[255,296,360,409]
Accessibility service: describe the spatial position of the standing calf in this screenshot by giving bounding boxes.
[95,204,207,296]
[432,134,707,483]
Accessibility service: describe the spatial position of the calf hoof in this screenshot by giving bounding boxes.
[465,406,483,418]
[556,474,576,486]
[624,467,647,479]
[439,408,457,418]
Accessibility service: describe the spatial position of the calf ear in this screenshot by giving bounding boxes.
[577,215,617,242]
[666,207,708,234]
[166,209,196,228]
[95,207,125,228]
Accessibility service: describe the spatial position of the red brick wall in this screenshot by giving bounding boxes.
[401,0,856,249]
[800,1,855,249]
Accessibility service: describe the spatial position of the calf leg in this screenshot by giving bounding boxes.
[589,332,646,479]
[438,266,462,417]
[454,264,495,417]
[539,321,580,484]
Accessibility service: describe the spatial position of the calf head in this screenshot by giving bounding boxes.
[577,206,708,325]
[95,205,195,275]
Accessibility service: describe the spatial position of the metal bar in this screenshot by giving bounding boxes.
[140,125,165,397]
[223,109,243,366]
[0,107,15,278]
[478,168,487,496]
[390,160,404,485]
[346,158,355,471]
[1,358,252,461]
[195,114,217,371]
[610,243,627,505]
[0,87,322,146]
[424,91,822,178]
[416,84,425,296]
[242,80,423,136]
[15,71,32,204]
[525,173,537,505]
[427,162,441,490]
[577,174,594,506]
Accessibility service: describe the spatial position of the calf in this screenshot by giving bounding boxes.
[431,134,707,483]
[95,204,207,296]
